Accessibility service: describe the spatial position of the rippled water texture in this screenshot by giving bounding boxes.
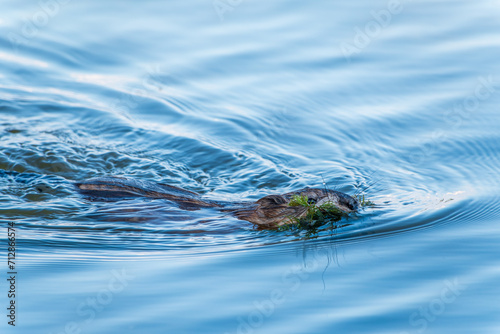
[1,0,500,333]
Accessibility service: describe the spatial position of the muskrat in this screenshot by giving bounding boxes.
[75,176,359,228]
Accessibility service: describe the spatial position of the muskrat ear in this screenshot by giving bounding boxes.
[256,195,287,206]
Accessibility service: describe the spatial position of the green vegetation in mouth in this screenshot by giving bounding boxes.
[280,194,347,231]
[279,193,375,232]
[288,194,312,207]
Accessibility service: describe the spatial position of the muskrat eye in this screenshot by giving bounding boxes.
[307,198,317,204]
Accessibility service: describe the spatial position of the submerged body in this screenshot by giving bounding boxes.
[76,176,359,227]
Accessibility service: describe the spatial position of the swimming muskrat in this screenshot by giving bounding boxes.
[75,176,359,228]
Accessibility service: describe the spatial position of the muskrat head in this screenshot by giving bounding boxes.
[301,188,360,213]
[233,188,359,227]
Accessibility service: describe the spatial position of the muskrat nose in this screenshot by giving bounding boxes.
[307,198,317,205]
[349,199,359,211]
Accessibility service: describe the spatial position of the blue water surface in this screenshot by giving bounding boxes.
[1,0,500,333]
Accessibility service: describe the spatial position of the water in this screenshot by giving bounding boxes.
[1,0,500,333]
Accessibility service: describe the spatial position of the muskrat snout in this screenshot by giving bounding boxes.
[312,189,359,213]
[341,196,359,212]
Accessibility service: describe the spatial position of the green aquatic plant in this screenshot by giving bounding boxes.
[279,194,347,231]
[288,194,310,207]
[279,193,375,232]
